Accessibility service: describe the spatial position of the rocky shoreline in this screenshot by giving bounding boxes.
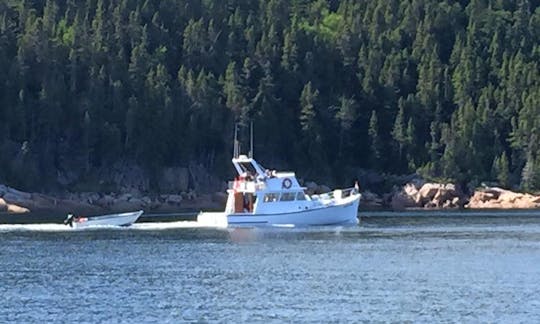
[2,180,540,216]
[363,181,540,210]
[0,183,224,215]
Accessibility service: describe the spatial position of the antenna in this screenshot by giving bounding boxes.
[233,123,239,158]
[249,121,254,158]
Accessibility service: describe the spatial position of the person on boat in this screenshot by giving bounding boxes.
[240,172,252,182]
[353,181,360,194]
[264,169,276,178]
[243,195,250,213]
[64,214,75,227]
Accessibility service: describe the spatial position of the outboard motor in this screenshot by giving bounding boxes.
[64,214,74,227]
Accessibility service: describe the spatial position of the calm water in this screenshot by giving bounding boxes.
[2,212,540,323]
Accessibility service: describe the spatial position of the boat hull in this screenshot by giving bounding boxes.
[198,196,360,227]
[70,210,143,228]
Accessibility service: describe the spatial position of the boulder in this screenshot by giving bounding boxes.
[7,203,30,213]
[360,190,383,208]
[418,183,463,208]
[390,191,417,210]
[2,191,31,205]
[186,190,197,200]
[432,184,458,207]
[0,197,6,212]
[30,193,58,210]
[147,199,163,210]
[117,193,133,201]
[76,192,100,205]
[475,191,497,202]
[95,195,115,208]
[6,186,32,200]
[165,194,183,205]
[403,183,419,201]
[442,200,453,209]
[141,196,152,206]
[425,201,438,208]
[127,197,146,208]
[499,191,521,204]
[417,183,443,204]
[388,182,465,209]
[109,198,140,211]
[513,198,538,209]
[466,187,540,209]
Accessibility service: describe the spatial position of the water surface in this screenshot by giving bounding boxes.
[1,213,540,322]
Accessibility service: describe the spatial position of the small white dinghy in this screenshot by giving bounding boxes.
[64,210,143,228]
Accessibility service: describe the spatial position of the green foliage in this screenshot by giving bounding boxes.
[0,0,539,191]
[492,152,510,188]
[368,110,381,168]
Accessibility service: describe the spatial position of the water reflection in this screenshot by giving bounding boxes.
[227,227,260,243]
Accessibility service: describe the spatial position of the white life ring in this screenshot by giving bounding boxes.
[282,178,292,189]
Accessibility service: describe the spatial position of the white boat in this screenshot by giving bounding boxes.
[64,210,143,228]
[198,129,361,227]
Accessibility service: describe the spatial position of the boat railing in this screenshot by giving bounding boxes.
[228,180,265,192]
[340,187,360,198]
[312,191,334,202]
[311,187,359,201]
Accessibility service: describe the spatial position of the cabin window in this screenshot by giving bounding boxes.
[263,193,279,202]
[280,192,295,201]
[296,192,306,200]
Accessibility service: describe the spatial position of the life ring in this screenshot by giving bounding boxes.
[282,178,292,189]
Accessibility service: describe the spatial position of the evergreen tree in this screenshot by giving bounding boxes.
[0,0,539,192]
[368,110,381,169]
[493,152,510,188]
[335,95,357,159]
[392,99,406,164]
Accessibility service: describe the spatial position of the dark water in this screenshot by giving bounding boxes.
[2,213,540,323]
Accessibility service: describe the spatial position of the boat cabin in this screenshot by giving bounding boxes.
[226,155,311,214]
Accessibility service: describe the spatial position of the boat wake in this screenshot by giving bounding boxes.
[0,224,72,232]
[0,221,356,233]
[0,221,212,232]
[131,221,217,230]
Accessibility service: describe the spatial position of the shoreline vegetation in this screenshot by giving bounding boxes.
[3,179,540,218]
[1,1,539,206]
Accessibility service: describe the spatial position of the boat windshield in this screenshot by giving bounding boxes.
[263,193,279,202]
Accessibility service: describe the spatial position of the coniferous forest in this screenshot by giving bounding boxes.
[0,0,539,193]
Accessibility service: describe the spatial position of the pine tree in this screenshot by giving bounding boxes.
[223,62,247,122]
[299,81,319,134]
[392,99,406,162]
[493,152,510,188]
[368,110,381,168]
[335,95,357,158]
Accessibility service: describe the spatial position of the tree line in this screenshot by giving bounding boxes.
[0,0,539,193]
